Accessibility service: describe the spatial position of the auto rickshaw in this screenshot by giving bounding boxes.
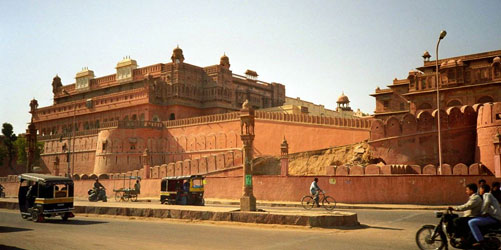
[18,173,75,222]
[160,175,204,206]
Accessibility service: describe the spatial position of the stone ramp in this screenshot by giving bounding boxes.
[0,199,358,228]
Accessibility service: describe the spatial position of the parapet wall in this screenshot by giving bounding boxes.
[324,162,488,176]
[369,105,478,166]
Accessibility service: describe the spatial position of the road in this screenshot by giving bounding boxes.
[0,207,439,250]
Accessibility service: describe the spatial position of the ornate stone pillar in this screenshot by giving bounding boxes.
[280,137,289,176]
[494,130,501,178]
[142,148,151,179]
[240,100,256,211]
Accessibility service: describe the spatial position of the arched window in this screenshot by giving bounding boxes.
[152,115,160,122]
[477,96,494,104]
[169,113,175,120]
[446,100,462,107]
[418,103,432,110]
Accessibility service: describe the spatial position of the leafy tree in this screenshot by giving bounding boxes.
[13,137,26,166]
[13,137,44,166]
[2,123,17,169]
[0,144,7,164]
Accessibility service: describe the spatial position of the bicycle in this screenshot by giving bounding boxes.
[301,191,336,211]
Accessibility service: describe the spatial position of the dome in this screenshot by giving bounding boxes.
[171,45,185,63]
[337,92,350,104]
[173,45,183,53]
[422,51,431,59]
[494,56,501,64]
[220,53,230,68]
[53,74,61,81]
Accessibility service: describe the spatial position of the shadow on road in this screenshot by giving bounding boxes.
[0,226,33,233]
[41,219,108,226]
[359,224,403,231]
[0,245,26,250]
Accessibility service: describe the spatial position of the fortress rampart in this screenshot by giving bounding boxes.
[38,111,371,176]
[369,105,478,166]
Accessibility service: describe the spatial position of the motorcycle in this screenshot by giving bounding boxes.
[416,210,501,250]
[88,187,107,202]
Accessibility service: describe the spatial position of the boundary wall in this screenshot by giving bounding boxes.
[37,110,371,176]
[0,175,497,205]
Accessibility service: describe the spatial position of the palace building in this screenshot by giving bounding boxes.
[371,50,501,121]
[36,46,285,137]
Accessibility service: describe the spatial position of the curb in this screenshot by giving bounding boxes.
[0,201,359,228]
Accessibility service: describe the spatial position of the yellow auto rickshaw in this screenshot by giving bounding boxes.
[18,173,74,222]
[160,175,204,206]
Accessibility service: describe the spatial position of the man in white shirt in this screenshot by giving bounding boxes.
[310,178,322,207]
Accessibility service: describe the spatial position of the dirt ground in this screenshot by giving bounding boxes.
[253,141,371,176]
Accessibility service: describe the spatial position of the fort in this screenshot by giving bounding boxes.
[1,48,501,205]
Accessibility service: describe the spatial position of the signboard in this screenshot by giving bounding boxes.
[245,175,252,186]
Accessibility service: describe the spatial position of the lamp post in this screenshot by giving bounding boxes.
[63,90,77,178]
[435,30,447,169]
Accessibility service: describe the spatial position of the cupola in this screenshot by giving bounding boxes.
[171,45,184,63]
[116,56,137,82]
[75,67,94,91]
[336,92,352,112]
[422,51,431,61]
[220,53,230,69]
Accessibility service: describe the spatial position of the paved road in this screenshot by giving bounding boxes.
[0,208,439,250]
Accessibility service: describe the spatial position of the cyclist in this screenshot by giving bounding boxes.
[310,178,322,207]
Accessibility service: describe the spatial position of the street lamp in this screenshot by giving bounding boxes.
[63,89,77,178]
[435,30,446,169]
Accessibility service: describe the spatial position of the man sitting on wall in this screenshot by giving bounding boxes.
[448,183,482,243]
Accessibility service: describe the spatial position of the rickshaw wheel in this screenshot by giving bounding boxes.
[31,209,44,223]
[114,192,121,202]
[61,213,70,221]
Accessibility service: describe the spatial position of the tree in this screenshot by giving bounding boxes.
[2,123,17,169]
[13,137,44,166]
[0,144,7,164]
[13,137,26,166]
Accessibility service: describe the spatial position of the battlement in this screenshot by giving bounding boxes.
[325,162,489,176]
[370,105,478,141]
[255,111,372,129]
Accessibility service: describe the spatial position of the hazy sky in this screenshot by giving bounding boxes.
[1,0,500,134]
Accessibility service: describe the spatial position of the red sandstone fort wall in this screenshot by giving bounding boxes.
[476,102,501,171]
[204,175,498,205]
[1,175,497,205]
[369,105,478,166]
[39,133,98,175]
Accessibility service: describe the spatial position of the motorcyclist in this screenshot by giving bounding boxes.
[448,183,482,244]
[94,179,105,190]
[90,179,106,201]
[468,184,501,248]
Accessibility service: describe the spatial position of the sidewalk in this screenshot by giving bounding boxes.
[203,198,449,211]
